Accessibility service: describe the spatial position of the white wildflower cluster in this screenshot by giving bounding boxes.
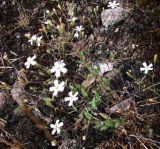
[44,8,84,40]
[49,60,78,105]
[48,60,78,137]
[49,60,67,96]
[24,56,79,139]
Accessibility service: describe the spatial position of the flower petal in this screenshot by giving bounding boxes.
[51,141,56,146]
[68,91,73,97]
[54,61,60,67]
[142,62,147,68]
[26,64,30,69]
[148,67,153,71]
[50,124,55,129]
[51,129,56,135]
[32,55,36,60]
[31,61,37,65]
[64,97,70,101]
[74,92,78,97]
[59,81,65,88]
[144,69,148,74]
[148,63,153,68]
[55,120,60,125]
[49,86,55,92]
[55,70,61,78]
[57,128,61,134]
[140,67,146,71]
[68,100,73,106]
[27,57,32,61]
[58,86,64,92]
[61,67,67,73]
[53,90,58,96]
[54,80,59,86]
[58,122,63,127]
[51,67,56,73]
[73,97,78,101]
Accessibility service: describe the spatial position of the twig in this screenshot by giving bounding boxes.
[143,82,160,91]
[129,134,148,149]
[0,66,13,69]
[130,134,160,148]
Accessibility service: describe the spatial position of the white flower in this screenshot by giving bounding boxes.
[108,1,119,9]
[74,31,79,38]
[44,20,53,27]
[46,10,50,14]
[28,35,37,45]
[82,135,86,141]
[51,60,67,78]
[28,35,42,47]
[36,36,42,47]
[68,9,74,17]
[56,24,60,29]
[24,55,37,69]
[50,120,63,135]
[68,16,78,22]
[65,91,78,106]
[51,140,56,146]
[75,25,84,32]
[52,8,56,13]
[49,80,65,96]
[140,62,153,74]
[44,20,52,25]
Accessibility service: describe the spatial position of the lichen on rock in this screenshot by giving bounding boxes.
[101,7,127,29]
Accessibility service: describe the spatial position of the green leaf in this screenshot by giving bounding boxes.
[84,111,93,120]
[43,98,53,108]
[104,119,112,127]
[102,77,110,86]
[108,51,115,60]
[69,85,79,93]
[90,90,101,109]
[99,113,111,120]
[80,51,86,60]
[94,90,101,101]
[111,118,124,128]
[80,86,88,97]
[71,84,88,97]
[91,98,98,109]
[100,125,109,131]
[94,120,102,129]
[94,65,100,74]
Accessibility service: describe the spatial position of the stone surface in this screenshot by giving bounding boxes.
[101,7,127,29]
[58,139,78,149]
[0,91,8,109]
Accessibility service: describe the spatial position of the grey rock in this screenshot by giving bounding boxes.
[101,7,127,29]
[58,139,78,149]
[0,91,8,109]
